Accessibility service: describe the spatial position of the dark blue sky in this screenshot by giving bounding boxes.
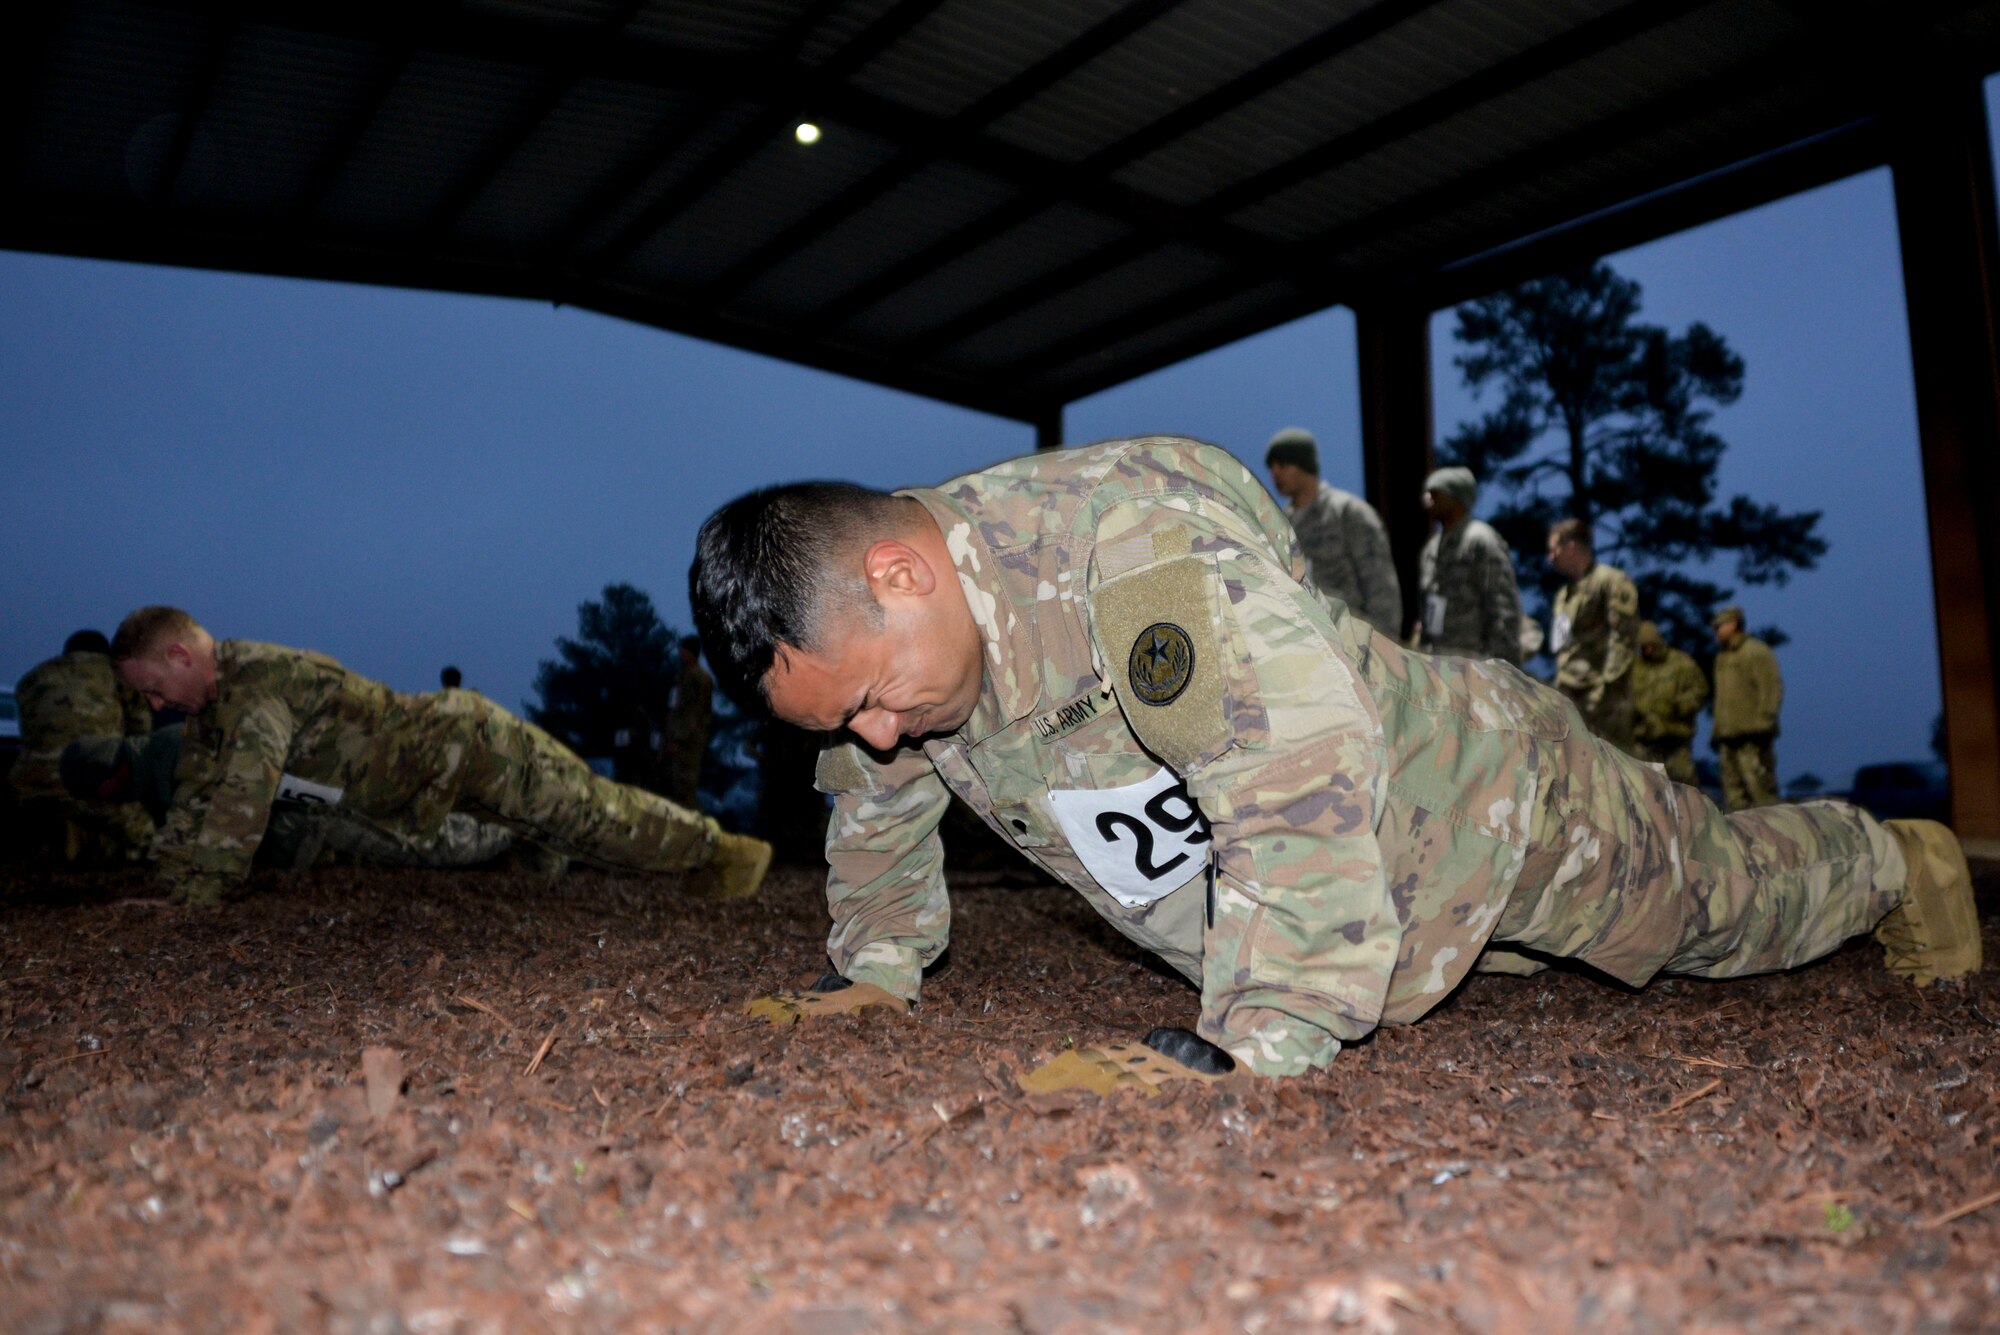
[2,134,1970,790]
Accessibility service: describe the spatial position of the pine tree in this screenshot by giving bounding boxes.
[528,583,679,781]
[1442,262,1826,655]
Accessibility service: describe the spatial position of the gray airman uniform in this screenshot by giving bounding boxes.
[1713,620,1784,811]
[1416,518,1524,663]
[1552,561,1640,750]
[813,438,1907,1077]
[158,641,718,904]
[1287,480,1402,636]
[1632,629,1708,785]
[10,649,155,856]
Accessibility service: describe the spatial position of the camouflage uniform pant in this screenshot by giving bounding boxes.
[449,702,716,873]
[9,756,155,864]
[1718,738,1780,812]
[1632,737,1698,786]
[1484,720,1903,986]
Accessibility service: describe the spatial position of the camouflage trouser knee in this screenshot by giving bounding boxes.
[1718,739,1779,811]
[1490,728,1905,985]
[1633,737,1698,786]
[454,709,716,873]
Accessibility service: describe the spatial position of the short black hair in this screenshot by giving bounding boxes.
[440,665,463,689]
[64,629,111,655]
[678,635,701,657]
[690,481,913,707]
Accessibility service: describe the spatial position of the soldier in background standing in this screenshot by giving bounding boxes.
[662,636,714,808]
[1263,427,1401,635]
[1412,467,1525,663]
[9,629,156,860]
[1547,519,1639,751]
[110,607,771,906]
[1630,621,1708,785]
[1711,605,1784,811]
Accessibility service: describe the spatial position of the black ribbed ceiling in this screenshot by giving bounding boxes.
[9,0,2000,422]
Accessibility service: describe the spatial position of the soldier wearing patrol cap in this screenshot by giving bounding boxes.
[1262,427,1401,636]
[690,437,1980,1082]
[1630,621,1708,785]
[109,607,772,906]
[1711,604,1784,812]
[1413,467,1525,663]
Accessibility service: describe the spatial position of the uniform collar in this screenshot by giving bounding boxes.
[903,486,1046,745]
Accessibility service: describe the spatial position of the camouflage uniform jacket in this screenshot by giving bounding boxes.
[1712,636,1783,741]
[816,438,1564,1076]
[667,661,714,749]
[159,641,476,900]
[1551,562,1639,713]
[1416,519,1524,663]
[1632,647,1708,744]
[1288,480,1402,635]
[11,651,152,825]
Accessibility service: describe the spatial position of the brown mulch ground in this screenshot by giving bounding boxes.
[1,859,1995,1334]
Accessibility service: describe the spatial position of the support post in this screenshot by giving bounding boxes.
[1034,404,1065,451]
[1890,77,2000,843]
[1355,300,1435,638]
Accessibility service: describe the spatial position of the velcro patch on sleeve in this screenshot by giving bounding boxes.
[1093,555,1229,772]
[813,741,873,795]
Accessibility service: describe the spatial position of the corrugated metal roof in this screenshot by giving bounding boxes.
[9,0,1998,421]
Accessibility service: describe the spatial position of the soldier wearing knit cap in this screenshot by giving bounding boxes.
[1263,427,1401,635]
[1414,467,1525,663]
[1631,620,1708,784]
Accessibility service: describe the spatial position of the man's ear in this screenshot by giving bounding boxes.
[164,641,193,668]
[861,538,938,599]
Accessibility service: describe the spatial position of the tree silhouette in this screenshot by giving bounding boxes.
[528,583,680,783]
[1442,262,1827,656]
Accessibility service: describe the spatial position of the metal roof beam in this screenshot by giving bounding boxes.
[567,0,957,282]
[0,199,1049,423]
[697,0,1195,304]
[1005,38,1873,390]
[416,0,650,246]
[799,0,1444,333]
[907,0,1709,357]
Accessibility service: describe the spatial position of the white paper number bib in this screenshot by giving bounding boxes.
[1549,612,1572,654]
[1423,592,1447,639]
[276,772,344,807]
[1048,765,1211,908]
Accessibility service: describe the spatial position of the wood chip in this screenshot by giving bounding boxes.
[1655,1077,1723,1117]
[1924,1185,2000,1228]
[451,993,515,1029]
[523,1026,558,1077]
[46,1044,112,1066]
[362,1046,402,1120]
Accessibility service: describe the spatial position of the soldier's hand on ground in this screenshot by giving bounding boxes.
[744,976,909,1025]
[1017,1033,1234,1097]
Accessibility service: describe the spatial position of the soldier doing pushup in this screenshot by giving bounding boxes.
[109,607,771,907]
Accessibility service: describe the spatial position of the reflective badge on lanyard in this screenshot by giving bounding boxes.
[1423,591,1447,640]
[276,772,344,807]
[1048,765,1212,907]
[1550,612,1572,653]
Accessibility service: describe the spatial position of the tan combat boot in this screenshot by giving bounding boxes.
[691,829,773,901]
[1876,820,1983,985]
